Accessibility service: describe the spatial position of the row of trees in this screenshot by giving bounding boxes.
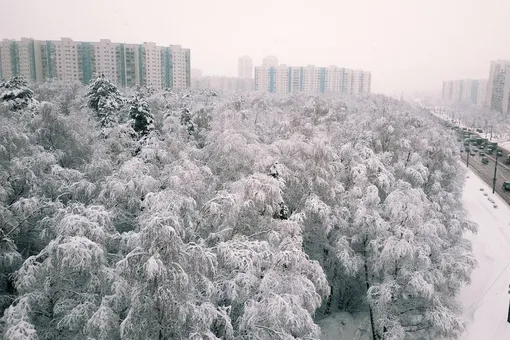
[0,76,476,339]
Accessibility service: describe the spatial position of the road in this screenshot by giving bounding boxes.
[461,150,510,205]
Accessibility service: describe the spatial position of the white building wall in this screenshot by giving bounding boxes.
[476,79,488,107]
[91,39,118,82]
[262,56,278,67]
[54,38,80,82]
[255,66,270,92]
[170,45,188,89]
[238,56,253,78]
[362,71,371,95]
[0,40,14,79]
[18,38,33,81]
[274,65,290,94]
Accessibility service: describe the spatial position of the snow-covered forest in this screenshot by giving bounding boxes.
[0,75,477,340]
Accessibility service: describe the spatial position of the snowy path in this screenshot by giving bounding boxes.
[458,170,510,339]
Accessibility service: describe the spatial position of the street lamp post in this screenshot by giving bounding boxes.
[507,284,510,323]
[493,152,499,194]
[466,149,470,168]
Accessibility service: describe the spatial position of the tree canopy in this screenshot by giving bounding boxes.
[0,84,476,340]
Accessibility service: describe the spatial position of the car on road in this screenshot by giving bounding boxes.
[479,145,485,149]
[470,151,476,156]
[479,152,486,157]
[487,148,493,154]
[497,150,503,157]
[481,157,489,164]
[503,181,510,191]
[505,155,510,165]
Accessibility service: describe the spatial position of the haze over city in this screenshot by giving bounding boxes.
[2,0,510,95]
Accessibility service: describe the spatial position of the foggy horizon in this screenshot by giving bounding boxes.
[2,0,510,96]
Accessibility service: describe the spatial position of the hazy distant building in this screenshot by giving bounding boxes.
[254,63,371,96]
[238,56,253,78]
[441,79,485,106]
[0,37,191,90]
[191,68,203,79]
[191,75,254,93]
[262,56,278,68]
[476,79,488,107]
[485,60,510,114]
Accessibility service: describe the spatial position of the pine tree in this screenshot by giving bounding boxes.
[129,91,154,138]
[0,76,38,112]
[87,74,124,128]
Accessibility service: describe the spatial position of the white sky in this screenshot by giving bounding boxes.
[1,0,510,95]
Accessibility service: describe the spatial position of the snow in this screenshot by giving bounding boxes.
[319,312,369,340]
[319,169,510,340]
[458,170,510,339]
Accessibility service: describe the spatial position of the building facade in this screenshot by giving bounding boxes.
[0,37,191,90]
[441,79,486,106]
[254,63,371,96]
[238,56,253,78]
[485,60,510,114]
[262,56,278,68]
[476,79,488,107]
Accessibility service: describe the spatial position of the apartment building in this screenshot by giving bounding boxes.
[476,79,488,107]
[441,79,486,106]
[0,37,191,90]
[254,61,371,96]
[485,60,510,114]
[262,56,278,68]
[238,56,253,78]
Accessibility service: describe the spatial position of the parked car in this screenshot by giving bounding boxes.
[487,148,493,154]
[470,151,476,156]
[479,152,485,157]
[503,181,510,191]
[479,145,485,149]
[497,150,503,157]
[481,157,489,164]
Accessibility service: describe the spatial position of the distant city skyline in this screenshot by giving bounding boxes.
[2,0,509,95]
[442,60,510,114]
[0,37,190,90]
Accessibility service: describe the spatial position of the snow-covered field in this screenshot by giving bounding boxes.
[458,170,510,339]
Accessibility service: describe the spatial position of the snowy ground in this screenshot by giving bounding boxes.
[319,169,510,339]
[458,170,510,339]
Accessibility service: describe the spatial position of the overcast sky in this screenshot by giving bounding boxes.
[1,0,510,95]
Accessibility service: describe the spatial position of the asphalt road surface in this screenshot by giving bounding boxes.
[461,149,510,205]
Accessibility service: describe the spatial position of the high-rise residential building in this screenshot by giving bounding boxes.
[0,37,191,90]
[254,63,371,96]
[262,56,278,68]
[476,79,488,107]
[485,60,510,114]
[238,56,253,78]
[441,79,485,106]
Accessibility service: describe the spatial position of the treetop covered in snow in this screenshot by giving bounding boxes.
[0,82,475,340]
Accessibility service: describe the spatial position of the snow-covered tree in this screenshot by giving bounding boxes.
[87,74,124,128]
[0,76,38,112]
[129,92,154,138]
